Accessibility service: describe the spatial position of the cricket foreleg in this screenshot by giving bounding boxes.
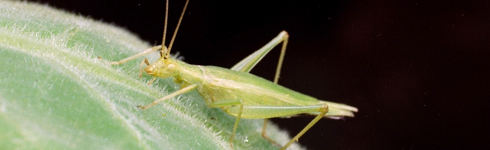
[209,99,244,149]
[109,45,163,65]
[137,58,157,85]
[139,58,150,78]
[137,84,197,110]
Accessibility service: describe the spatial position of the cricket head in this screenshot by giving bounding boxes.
[144,52,181,79]
[144,0,189,81]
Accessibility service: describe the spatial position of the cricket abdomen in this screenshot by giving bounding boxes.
[191,65,322,107]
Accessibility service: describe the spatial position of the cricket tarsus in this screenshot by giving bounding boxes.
[109,0,358,149]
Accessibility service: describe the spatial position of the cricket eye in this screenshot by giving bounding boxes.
[144,66,153,74]
[167,64,175,70]
[147,65,155,71]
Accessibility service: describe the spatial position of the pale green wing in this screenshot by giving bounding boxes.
[231,31,288,73]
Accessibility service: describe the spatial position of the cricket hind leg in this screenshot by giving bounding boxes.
[231,31,289,73]
[263,31,290,147]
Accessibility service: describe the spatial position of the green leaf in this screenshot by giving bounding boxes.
[0,1,304,150]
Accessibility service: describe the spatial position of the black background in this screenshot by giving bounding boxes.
[30,0,489,149]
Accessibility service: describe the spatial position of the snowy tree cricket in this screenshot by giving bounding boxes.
[109,0,358,149]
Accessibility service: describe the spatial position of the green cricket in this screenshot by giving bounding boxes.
[109,0,358,149]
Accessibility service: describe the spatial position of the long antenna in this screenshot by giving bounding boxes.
[166,0,189,57]
[161,0,169,54]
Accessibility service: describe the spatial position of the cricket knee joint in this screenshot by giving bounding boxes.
[320,104,329,113]
[280,30,289,37]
